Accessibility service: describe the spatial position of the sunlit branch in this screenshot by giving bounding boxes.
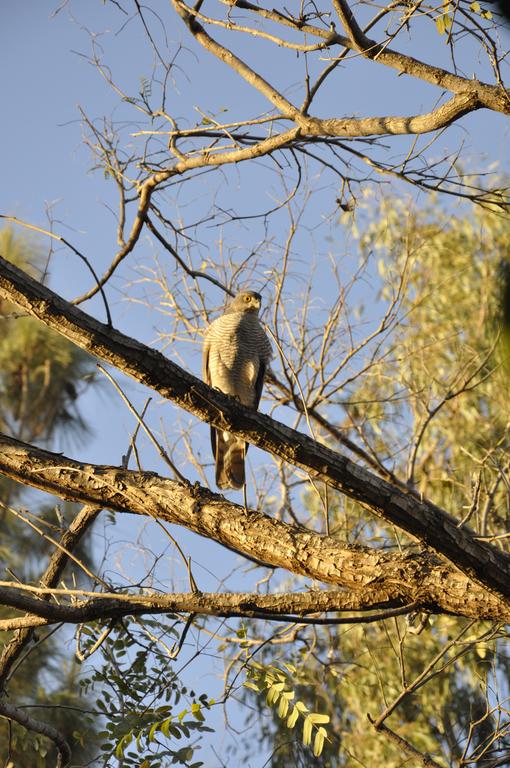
[0,255,510,602]
[0,582,425,626]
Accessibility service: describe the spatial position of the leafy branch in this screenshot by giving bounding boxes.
[244,660,330,757]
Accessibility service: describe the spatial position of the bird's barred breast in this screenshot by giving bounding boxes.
[205,313,270,405]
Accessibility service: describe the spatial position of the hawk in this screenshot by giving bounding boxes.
[202,290,272,489]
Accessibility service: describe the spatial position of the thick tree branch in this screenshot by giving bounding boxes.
[299,93,481,137]
[0,584,422,625]
[331,0,510,114]
[0,696,71,767]
[173,0,482,138]
[0,256,509,603]
[224,0,510,115]
[0,433,509,620]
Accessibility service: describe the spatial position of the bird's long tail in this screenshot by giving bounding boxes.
[214,429,245,489]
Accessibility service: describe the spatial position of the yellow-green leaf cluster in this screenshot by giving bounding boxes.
[244,661,330,758]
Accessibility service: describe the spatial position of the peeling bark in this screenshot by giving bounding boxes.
[0,257,509,605]
[0,434,508,621]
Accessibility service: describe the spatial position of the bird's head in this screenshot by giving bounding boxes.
[227,290,262,314]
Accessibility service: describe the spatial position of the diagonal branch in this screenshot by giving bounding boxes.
[0,433,509,620]
[0,505,99,689]
[0,695,71,767]
[331,0,510,114]
[224,0,510,114]
[0,256,509,600]
[171,0,299,118]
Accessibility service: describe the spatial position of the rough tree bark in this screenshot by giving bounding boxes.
[0,255,508,623]
[0,433,508,623]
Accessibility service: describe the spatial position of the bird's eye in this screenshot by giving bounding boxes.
[244,296,251,303]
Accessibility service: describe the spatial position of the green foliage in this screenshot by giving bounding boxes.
[355,194,510,522]
[79,617,214,767]
[239,192,510,767]
[0,228,100,765]
[0,511,98,764]
[242,619,510,767]
[436,0,492,36]
[435,2,453,36]
[0,228,97,445]
[469,1,493,19]
[244,660,330,758]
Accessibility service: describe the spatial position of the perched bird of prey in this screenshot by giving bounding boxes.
[202,290,272,489]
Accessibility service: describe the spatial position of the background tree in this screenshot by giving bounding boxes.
[239,194,510,767]
[1,1,510,766]
[0,230,99,766]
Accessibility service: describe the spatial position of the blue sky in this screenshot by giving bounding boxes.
[2,1,510,764]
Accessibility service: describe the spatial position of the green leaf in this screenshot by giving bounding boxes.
[160,717,173,737]
[287,706,299,729]
[115,736,127,759]
[191,703,205,722]
[277,695,289,719]
[308,713,330,725]
[266,681,285,705]
[313,727,327,757]
[303,715,313,746]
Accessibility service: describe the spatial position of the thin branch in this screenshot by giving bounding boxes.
[0,505,99,689]
[0,215,112,325]
[367,716,443,768]
[97,363,186,481]
[69,126,300,303]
